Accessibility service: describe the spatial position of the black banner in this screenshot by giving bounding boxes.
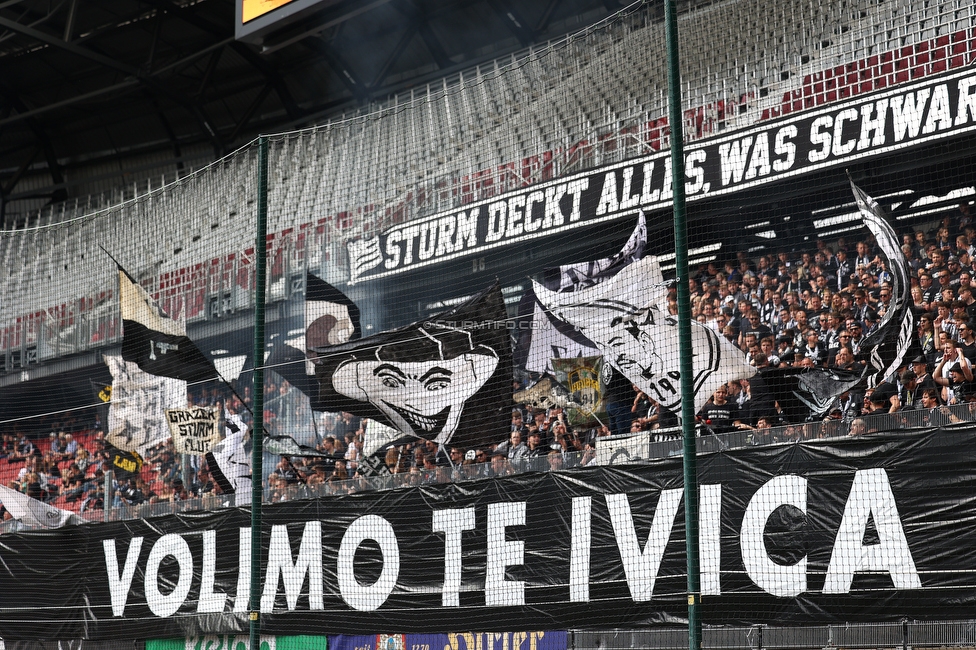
[347,67,976,282]
[2,428,976,640]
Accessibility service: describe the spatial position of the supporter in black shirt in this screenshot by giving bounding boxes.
[697,385,743,434]
[919,273,939,309]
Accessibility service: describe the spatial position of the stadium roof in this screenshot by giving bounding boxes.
[0,0,621,226]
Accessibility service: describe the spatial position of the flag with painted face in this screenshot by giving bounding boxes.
[514,214,646,375]
[534,255,756,417]
[313,283,511,450]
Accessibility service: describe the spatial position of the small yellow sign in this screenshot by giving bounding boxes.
[242,0,294,24]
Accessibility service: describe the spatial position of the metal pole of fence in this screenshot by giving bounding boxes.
[250,136,269,650]
[664,2,703,650]
[104,469,113,523]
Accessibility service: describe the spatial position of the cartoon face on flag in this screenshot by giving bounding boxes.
[314,283,511,450]
[514,214,645,375]
[534,256,755,416]
[331,327,499,444]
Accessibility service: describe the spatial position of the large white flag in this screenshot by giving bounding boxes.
[534,255,755,416]
[0,484,80,529]
[105,352,186,455]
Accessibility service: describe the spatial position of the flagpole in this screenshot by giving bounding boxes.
[250,135,269,650]
[664,2,703,649]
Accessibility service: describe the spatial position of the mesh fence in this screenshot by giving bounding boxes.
[1,0,976,646]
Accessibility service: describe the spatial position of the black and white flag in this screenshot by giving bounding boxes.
[104,352,186,455]
[266,273,361,409]
[514,215,646,374]
[205,413,251,507]
[513,286,598,375]
[542,212,647,291]
[118,267,218,383]
[534,255,755,416]
[0,484,80,529]
[756,180,916,422]
[313,283,512,450]
[850,177,916,388]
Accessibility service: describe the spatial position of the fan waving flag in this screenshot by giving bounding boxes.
[118,267,218,383]
[534,255,755,417]
[266,273,361,408]
[754,180,917,422]
[313,283,512,451]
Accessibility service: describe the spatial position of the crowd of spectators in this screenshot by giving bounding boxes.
[4,204,976,523]
[685,203,976,437]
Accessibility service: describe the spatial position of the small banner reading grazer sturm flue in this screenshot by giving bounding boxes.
[165,406,222,455]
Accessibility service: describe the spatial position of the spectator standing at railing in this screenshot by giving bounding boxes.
[921,389,963,426]
[898,371,920,411]
[863,383,902,415]
[524,430,547,459]
[935,358,975,405]
[697,386,744,434]
[489,452,513,478]
[496,429,528,462]
[847,418,869,436]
